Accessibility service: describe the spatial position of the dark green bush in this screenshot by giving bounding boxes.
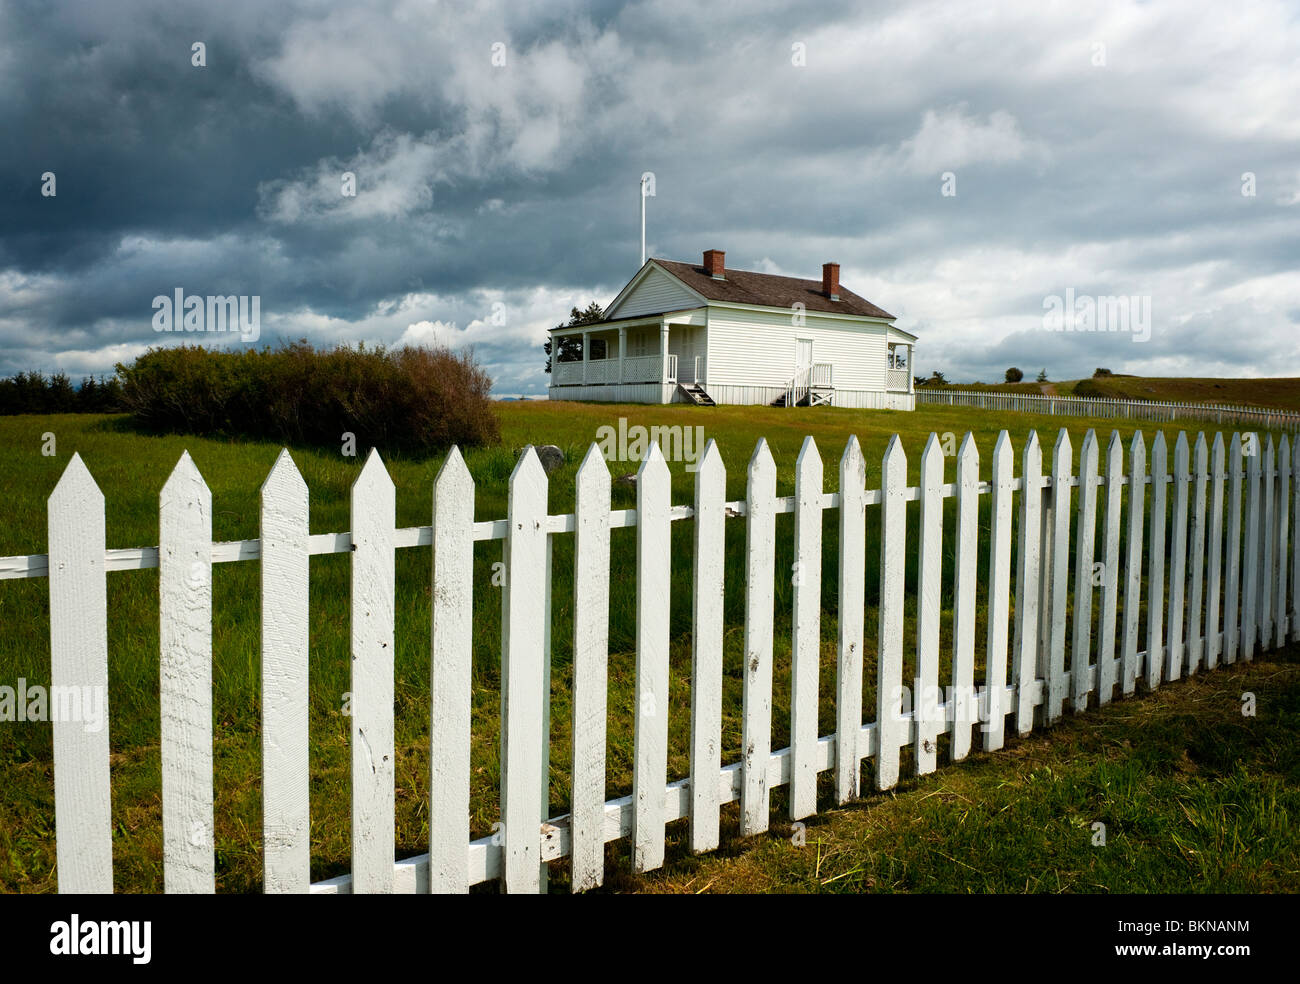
[115,341,500,454]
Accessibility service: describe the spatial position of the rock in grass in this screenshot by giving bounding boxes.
[615,472,637,487]
[536,444,565,474]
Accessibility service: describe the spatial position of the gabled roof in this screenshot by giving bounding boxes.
[649,258,896,320]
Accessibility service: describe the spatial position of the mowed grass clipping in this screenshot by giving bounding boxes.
[0,401,1295,892]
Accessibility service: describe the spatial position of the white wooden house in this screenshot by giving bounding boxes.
[547,249,916,409]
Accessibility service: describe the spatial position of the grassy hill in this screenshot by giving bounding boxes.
[930,375,1300,412]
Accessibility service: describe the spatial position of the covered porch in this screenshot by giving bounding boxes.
[886,326,917,394]
[549,311,706,391]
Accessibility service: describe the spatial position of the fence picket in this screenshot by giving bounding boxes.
[260,450,310,894]
[1121,432,1146,696]
[633,443,671,872]
[876,435,907,786]
[689,441,724,852]
[915,435,944,774]
[350,449,396,893]
[48,454,113,893]
[1242,435,1260,661]
[984,432,1014,751]
[1205,435,1225,670]
[1261,436,1275,648]
[791,437,823,817]
[1224,435,1244,664]
[1097,433,1124,705]
[1166,434,1190,681]
[1279,435,1292,649]
[159,451,214,894]
[1144,433,1168,687]
[1046,430,1072,723]
[1071,430,1099,712]
[429,448,476,893]
[951,434,980,758]
[1185,435,1208,674]
[1294,436,1300,644]
[1012,432,1041,735]
[741,440,777,834]
[501,447,548,892]
[835,437,867,800]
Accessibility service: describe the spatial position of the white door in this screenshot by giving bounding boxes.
[795,338,813,374]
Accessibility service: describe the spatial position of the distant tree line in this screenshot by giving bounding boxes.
[0,371,124,415]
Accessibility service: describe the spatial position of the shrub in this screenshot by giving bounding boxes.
[1005,367,1023,383]
[0,372,125,415]
[1094,367,1113,377]
[116,341,499,454]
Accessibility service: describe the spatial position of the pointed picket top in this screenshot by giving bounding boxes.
[1021,429,1040,459]
[510,444,546,487]
[51,451,103,508]
[921,431,944,475]
[436,445,473,497]
[958,430,980,470]
[577,441,612,494]
[162,449,209,501]
[1213,431,1226,464]
[1194,432,1208,468]
[1079,428,1098,462]
[796,434,821,473]
[1151,430,1167,468]
[841,434,865,484]
[1174,431,1190,472]
[1280,433,1291,468]
[883,432,907,475]
[1264,432,1275,460]
[748,437,776,480]
[694,437,724,486]
[637,439,670,482]
[354,445,395,495]
[1052,427,1072,466]
[991,429,1012,471]
[1130,429,1147,462]
[261,448,307,500]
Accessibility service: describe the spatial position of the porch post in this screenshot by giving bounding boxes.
[618,326,626,384]
[908,345,914,393]
[582,330,590,384]
[659,321,669,390]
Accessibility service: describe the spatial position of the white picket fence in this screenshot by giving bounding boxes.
[917,388,1300,433]
[3,425,1298,893]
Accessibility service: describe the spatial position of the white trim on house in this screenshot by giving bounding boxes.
[603,261,709,320]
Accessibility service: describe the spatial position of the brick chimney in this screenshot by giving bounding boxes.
[822,262,840,301]
[703,249,725,280]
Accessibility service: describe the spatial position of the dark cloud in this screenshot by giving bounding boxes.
[1,0,1297,387]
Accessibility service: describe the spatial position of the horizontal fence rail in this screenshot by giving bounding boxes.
[6,425,1299,893]
[918,388,1300,433]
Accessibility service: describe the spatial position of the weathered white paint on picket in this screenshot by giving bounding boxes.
[633,443,671,872]
[350,449,396,893]
[983,432,1014,750]
[835,437,867,800]
[1166,433,1190,681]
[1121,432,1146,696]
[1294,436,1300,645]
[1011,432,1041,735]
[1293,436,1300,644]
[1223,434,1244,664]
[1185,434,1208,675]
[1146,432,1168,688]
[876,435,907,784]
[1045,430,1072,723]
[1096,432,1124,705]
[915,434,944,774]
[260,450,311,894]
[1279,435,1292,650]
[1071,430,1099,713]
[790,438,824,817]
[740,440,776,834]
[1205,435,1225,670]
[429,447,475,893]
[1241,435,1260,661]
[159,452,214,894]
[1261,436,1275,649]
[49,454,113,893]
[688,440,724,852]
[951,434,980,757]
[571,444,612,886]
[501,447,548,892]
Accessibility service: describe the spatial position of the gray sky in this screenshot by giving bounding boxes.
[2,0,1297,392]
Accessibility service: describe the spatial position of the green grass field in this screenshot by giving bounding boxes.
[936,374,1300,413]
[1,401,1296,892]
